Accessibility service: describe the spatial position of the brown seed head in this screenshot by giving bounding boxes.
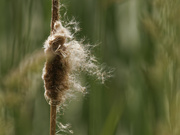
[43,34,70,105]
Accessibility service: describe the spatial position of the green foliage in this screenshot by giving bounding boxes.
[1,0,180,135]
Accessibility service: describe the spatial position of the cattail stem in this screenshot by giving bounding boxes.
[51,0,60,31]
[50,0,60,135]
[50,105,57,135]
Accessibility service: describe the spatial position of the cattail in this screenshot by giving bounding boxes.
[42,0,111,134]
[43,21,71,105]
[42,0,67,135]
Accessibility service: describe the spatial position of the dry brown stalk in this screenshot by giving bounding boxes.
[50,0,60,135]
[50,105,57,135]
[51,0,60,32]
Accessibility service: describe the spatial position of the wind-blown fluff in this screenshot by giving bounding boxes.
[42,20,111,105]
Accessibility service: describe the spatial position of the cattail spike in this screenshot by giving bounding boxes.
[42,0,110,134]
[44,0,62,135]
[43,0,69,106]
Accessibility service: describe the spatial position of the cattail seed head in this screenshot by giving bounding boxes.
[43,21,71,105]
[42,20,112,105]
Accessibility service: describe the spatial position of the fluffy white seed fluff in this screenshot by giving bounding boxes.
[43,20,111,104]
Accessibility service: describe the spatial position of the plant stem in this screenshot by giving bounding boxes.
[50,105,57,135]
[50,0,60,135]
[51,0,60,31]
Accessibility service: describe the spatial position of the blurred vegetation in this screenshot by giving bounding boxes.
[1,0,180,135]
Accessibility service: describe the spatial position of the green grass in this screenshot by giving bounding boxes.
[1,0,180,135]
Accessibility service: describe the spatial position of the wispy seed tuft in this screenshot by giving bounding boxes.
[42,20,111,105]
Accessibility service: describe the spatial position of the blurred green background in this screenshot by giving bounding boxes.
[1,0,180,135]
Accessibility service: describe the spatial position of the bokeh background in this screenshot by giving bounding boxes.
[1,0,180,135]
